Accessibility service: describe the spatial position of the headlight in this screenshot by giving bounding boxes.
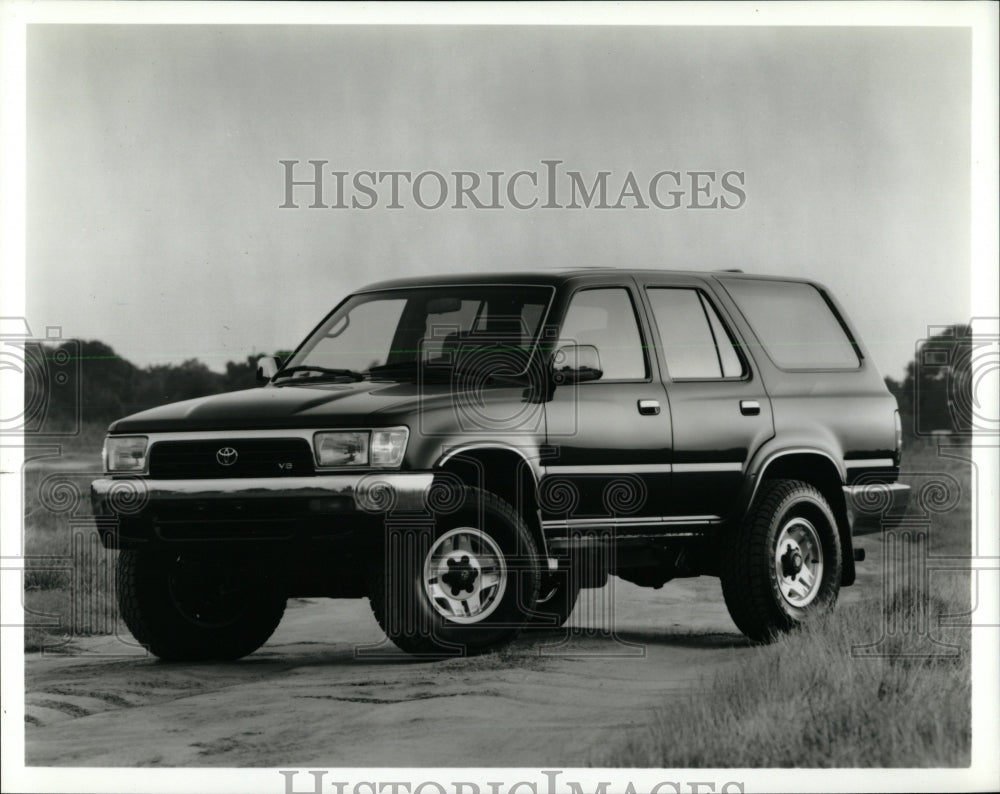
[314,431,369,467]
[313,428,409,468]
[103,436,148,473]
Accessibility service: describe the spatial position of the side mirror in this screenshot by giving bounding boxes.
[256,355,279,384]
[551,344,603,385]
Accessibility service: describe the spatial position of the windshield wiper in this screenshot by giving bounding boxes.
[273,365,366,383]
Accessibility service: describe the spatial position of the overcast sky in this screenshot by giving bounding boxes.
[26,24,971,379]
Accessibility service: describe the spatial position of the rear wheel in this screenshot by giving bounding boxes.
[369,486,541,656]
[720,479,841,642]
[117,548,286,661]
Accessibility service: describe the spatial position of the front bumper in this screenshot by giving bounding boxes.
[843,482,912,535]
[91,472,435,547]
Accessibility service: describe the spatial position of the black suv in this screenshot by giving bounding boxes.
[91,269,908,659]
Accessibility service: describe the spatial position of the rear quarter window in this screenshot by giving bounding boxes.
[720,279,860,370]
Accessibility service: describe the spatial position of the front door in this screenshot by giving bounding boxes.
[542,284,672,537]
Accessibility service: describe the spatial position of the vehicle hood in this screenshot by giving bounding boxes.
[107,380,493,433]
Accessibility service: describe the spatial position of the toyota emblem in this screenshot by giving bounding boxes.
[216,447,238,466]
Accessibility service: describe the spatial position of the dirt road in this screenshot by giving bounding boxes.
[25,578,752,767]
[24,535,879,768]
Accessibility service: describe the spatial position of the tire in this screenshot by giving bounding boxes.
[369,486,541,656]
[117,548,286,661]
[720,478,842,642]
[525,572,582,629]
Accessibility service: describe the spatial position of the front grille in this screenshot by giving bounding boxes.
[148,438,316,479]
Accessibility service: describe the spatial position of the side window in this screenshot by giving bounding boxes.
[647,288,745,379]
[558,288,647,380]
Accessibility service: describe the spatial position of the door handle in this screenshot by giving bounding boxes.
[638,399,661,416]
[740,400,761,416]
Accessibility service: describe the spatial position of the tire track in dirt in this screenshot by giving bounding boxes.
[25,580,759,766]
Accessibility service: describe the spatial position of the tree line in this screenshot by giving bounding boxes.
[30,326,975,435]
[883,323,974,436]
[30,339,291,427]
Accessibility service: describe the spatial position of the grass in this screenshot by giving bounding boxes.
[604,436,974,767]
[22,422,116,652]
[891,435,973,557]
[24,416,109,458]
[605,576,971,767]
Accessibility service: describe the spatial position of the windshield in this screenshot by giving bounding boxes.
[280,285,553,382]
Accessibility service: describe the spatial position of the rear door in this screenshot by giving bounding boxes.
[636,275,774,521]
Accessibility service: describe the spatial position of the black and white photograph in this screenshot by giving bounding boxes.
[1,2,998,793]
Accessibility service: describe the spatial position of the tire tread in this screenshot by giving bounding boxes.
[720,478,841,642]
[117,549,286,661]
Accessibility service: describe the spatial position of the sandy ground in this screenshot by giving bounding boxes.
[24,532,879,768]
[24,577,755,767]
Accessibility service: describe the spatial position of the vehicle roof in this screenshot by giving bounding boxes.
[355,268,816,292]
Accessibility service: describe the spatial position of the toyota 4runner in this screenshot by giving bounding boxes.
[91,269,909,659]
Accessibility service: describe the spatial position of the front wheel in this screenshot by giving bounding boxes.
[368,486,541,656]
[720,479,842,642]
[117,549,286,661]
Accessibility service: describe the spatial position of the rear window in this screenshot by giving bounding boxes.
[721,279,860,370]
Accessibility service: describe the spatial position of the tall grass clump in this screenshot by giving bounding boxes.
[22,425,117,651]
[608,573,971,767]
